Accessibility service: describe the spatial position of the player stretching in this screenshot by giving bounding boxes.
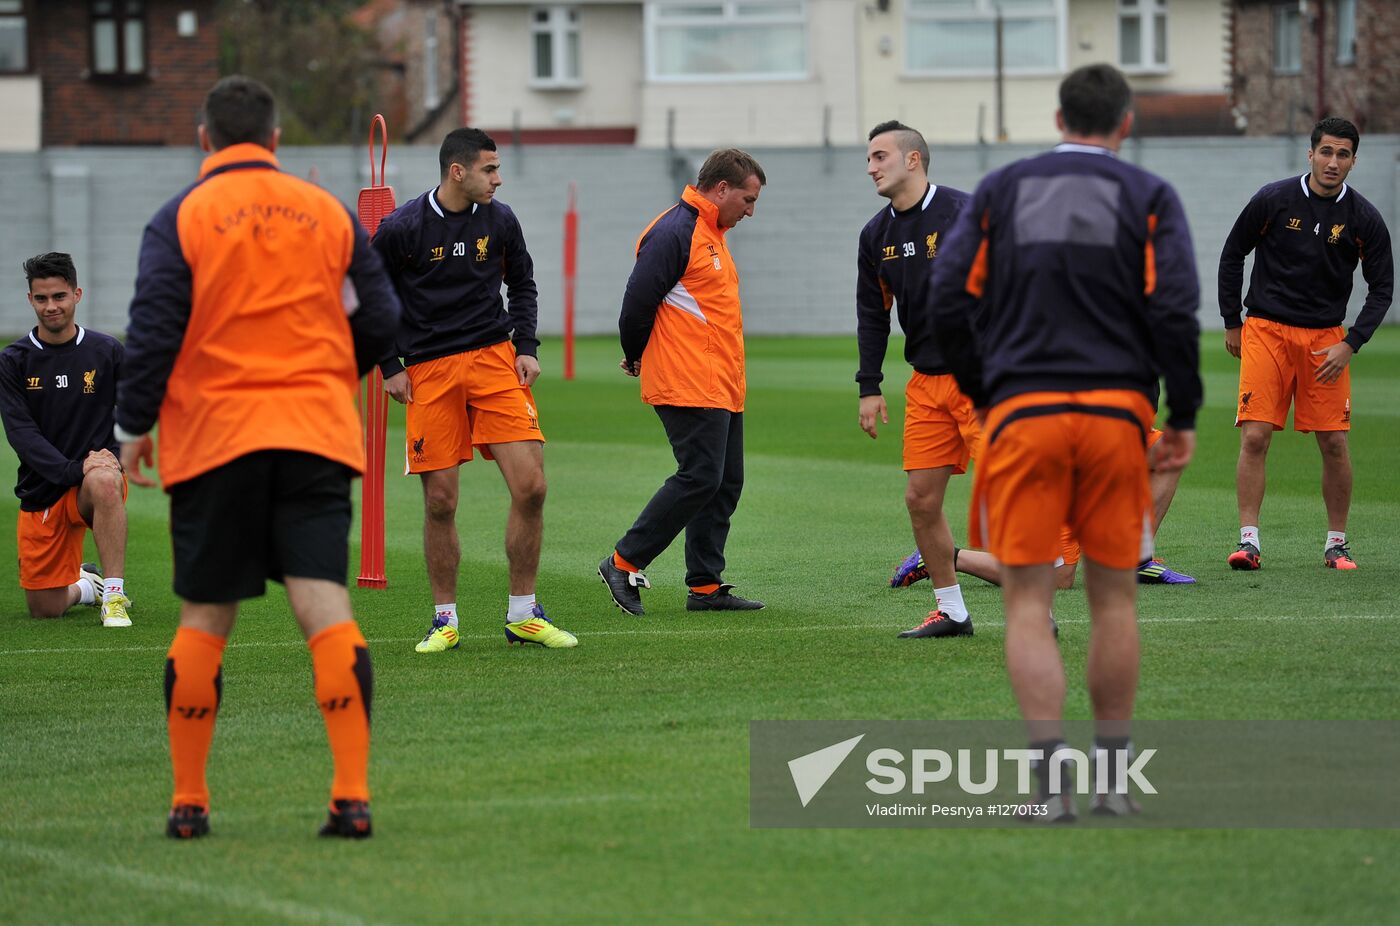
[0,253,130,626]
[1218,117,1393,571]
[375,128,576,652]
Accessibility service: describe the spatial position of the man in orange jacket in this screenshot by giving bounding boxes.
[116,76,400,840]
[599,149,766,615]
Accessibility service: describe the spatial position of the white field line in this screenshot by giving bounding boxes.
[0,612,1398,658]
[0,839,383,926]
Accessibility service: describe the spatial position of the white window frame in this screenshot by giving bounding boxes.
[1272,2,1301,74]
[90,0,146,79]
[644,0,809,84]
[530,6,583,89]
[903,0,1067,79]
[1335,0,1356,65]
[1117,0,1168,74]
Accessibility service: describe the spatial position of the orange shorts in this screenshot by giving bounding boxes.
[903,372,981,473]
[1237,316,1351,432]
[1057,428,1161,566]
[16,476,127,590]
[404,341,544,473]
[971,390,1154,570]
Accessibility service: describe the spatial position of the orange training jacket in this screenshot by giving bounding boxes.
[618,186,746,412]
[117,143,401,488]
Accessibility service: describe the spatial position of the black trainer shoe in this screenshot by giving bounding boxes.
[1324,543,1358,570]
[318,799,372,839]
[166,804,210,839]
[1227,542,1261,570]
[1021,790,1077,824]
[1090,791,1142,817]
[599,556,648,615]
[1021,753,1077,823]
[897,610,974,638]
[685,585,765,611]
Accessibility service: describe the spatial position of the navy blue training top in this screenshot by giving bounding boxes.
[855,183,970,396]
[374,189,539,377]
[1218,174,1393,351]
[0,327,122,510]
[929,144,1202,430]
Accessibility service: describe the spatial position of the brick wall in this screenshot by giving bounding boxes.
[359,0,462,144]
[1233,0,1400,136]
[37,0,218,146]
[1352,0,1400,133]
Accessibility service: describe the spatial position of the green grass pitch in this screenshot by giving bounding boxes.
[2,332,1398,924]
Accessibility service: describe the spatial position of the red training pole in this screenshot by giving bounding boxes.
[354,114,396,589]
[563,182,577,381]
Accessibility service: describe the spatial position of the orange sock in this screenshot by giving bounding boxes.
[308,620,373,803]
[613,550,641,573]
[165,626,227,810]
[689,583,721,595]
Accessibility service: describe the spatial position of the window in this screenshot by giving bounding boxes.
[646,1,807,81]
[1272,2,1300,74]
[1118,0,1166,70]
[532,6,581,86]
[91,0,145,78]
[0,0,26,73]
[1335,0,1356,65]
[906,0,1064,76]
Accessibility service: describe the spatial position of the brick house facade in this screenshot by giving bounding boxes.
[1231,0,1400,136]
[28,0,218,146]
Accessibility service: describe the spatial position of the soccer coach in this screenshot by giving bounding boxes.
[599,149,768,615]
[115,75,401,840]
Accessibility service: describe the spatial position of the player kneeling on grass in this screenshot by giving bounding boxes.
[116,76,401,840]
[0,253,131,626]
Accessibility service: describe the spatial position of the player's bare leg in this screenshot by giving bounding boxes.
[1081,558,1139,722]
[897,465,975,637]
[77,463,126,579]
[957,549,1077,590]
[488,440,546,595]
[24,586,81,619]
[1235,421,1273,528]
[1002,562,1064,729]
[1230,421,1272,569]
[905,466,956,588]
[488,439,574,647]
[1003,561,1078,818]
[420,467,461,604]
[1316,430,1351,532]
[1149,466,1181,535]
[956,548,1000,584]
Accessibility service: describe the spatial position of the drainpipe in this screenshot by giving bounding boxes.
[1314,0,1326,119]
